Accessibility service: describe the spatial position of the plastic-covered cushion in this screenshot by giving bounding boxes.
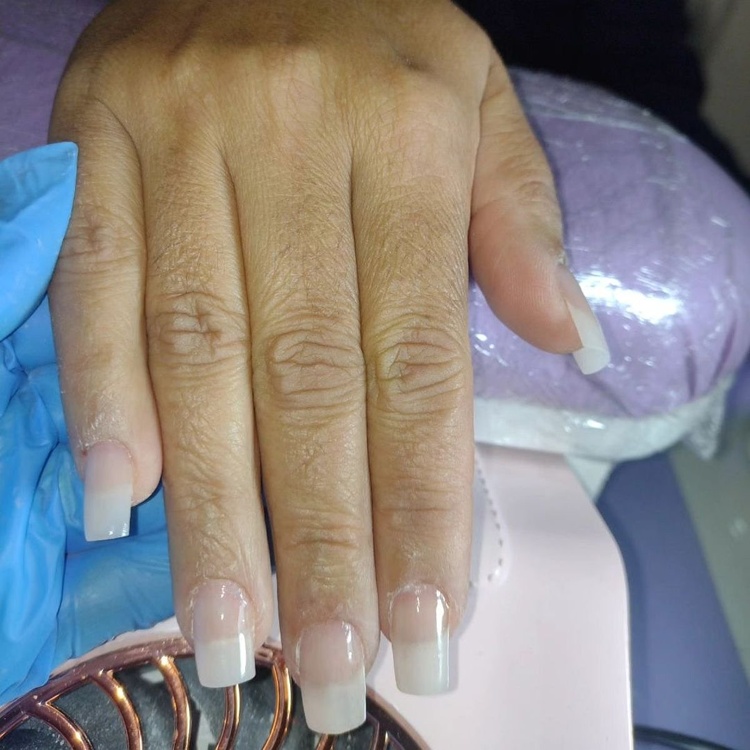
[0,145,173,707]
[473,72,750,459]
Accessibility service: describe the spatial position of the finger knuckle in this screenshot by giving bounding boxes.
[61,201,140,276]
[262,44,326,90]
[514,175,558,211]
[148,290,248,368]
[380,490,461,540]
[254,45,335,148]
[170,495,244,572]
[368,75,469,180]
[94,36,221,117]
[369,317,468,413]
[278,508,365,580]
[255,325,364,412]
[65,32,155,102]
[393,74,464,136]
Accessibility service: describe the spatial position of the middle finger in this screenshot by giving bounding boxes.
[231,77,378,734]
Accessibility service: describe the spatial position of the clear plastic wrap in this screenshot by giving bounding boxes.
[471,71,750,460]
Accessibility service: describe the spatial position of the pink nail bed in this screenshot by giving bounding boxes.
[390,584,450,695]
[298,621,366,735]
[192,580,256,689]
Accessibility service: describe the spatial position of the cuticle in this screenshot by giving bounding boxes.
[387,582,450,622]
[186,577,254,642]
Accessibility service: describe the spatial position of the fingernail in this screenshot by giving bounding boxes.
[557,265,610,375]
[390,585,450,695]
[192,580,256,688]
[83,441,133,541]
[298,621,366,735]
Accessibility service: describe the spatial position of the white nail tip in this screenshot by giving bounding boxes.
[83,441,134,542]
[566,302,611,375]
[572,345,611,376]
[393,640,449,695]
[195,634,256,688]
[84,483,132,541]
[301,671,367,735]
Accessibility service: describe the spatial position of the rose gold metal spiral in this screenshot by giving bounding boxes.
[0,638,428,749]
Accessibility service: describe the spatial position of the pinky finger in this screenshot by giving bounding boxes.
[469,52,610,375]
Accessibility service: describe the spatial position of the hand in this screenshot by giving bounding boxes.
[49,0,607,733]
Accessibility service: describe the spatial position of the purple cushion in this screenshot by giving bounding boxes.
[3,0,750,430]
[473,72,750,419]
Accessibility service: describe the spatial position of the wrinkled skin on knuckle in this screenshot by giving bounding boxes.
[58,197,141,276]
[148,289,248,370]
[368,319,470,415]
[512,176,562,225]
[254,326,365,413]
[379,466,463,518]
[274,506,369,588]
[381,501,465,557]
[169,495,253,583]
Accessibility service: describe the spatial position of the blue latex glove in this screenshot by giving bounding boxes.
[0,144,174,706]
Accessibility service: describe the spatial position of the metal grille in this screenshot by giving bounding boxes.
[0,639,426,750]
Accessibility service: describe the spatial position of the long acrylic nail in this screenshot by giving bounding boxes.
[391,585,450,695]
[557,265,610,375]
[298,621,366,735]
[193,580,256,688]
[84,441,133,541]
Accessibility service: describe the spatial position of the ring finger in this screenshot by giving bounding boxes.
[142,134,273,688]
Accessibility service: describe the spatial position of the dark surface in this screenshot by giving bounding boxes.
[456,0,749,191]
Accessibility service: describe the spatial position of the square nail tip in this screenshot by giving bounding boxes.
[83,520,131,543]
[302,676,367,735]
[84,483,133,542]
[393,642,449,696]
[195,636,256,688]
[396,681,450,696]
[573,345,611,375]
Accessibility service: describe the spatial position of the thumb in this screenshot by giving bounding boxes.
[469,54,609,375]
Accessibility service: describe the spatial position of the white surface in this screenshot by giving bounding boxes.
[473,377,730,462]
[567,301,611,376]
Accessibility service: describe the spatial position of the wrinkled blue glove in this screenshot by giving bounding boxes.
[0,144,173,706]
